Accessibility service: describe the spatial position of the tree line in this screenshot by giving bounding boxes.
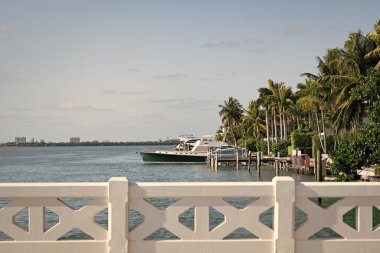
[217,19,380,180]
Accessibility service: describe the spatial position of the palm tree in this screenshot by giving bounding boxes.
[365,19,380,69]
[258,87,273,153]
[218,97,243,145]
[313,31,375,132]
[276,84,293,141]
[242,100,266,139]
[267,80,282,143]
[297,79,328,153]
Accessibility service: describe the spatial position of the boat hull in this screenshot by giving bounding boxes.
[140,151,207,164]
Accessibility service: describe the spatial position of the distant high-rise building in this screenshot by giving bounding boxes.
[15,137,26,144]
[70,137,80,143]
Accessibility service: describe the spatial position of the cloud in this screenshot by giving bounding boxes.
[0,24,9,38]
[204,41,241,48]
[46,103,112,112]
[285,26,310,36]
[124,68,141,72]
[0,72,25,83]
[8,106,35,111]
[199,72,237,82]
[153,73,188,79]
[150,97,216,109]
[103,89,146,95]
[204,37,266,52]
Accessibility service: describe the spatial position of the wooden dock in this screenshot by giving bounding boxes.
[207,151,315,177]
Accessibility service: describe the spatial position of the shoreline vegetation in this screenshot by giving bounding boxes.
[0,139,180,147]
[215,19,380,181]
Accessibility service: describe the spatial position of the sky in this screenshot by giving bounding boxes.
[0,0,379,142]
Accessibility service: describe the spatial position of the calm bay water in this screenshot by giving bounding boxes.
[0,146,316,240]
[0,146,314,183]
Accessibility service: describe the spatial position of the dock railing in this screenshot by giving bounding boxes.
[1,177,380,253]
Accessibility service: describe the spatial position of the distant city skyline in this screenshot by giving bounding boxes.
[1,0,379,142]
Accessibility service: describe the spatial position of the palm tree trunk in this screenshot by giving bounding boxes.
[308,112,312,128]
[273,108,278,143]
[265,109,270,154]
[315,111,326,153]
[321,110,327,153]
[283,113,287,141]
[228,120,237,147]
[271,109,275,146]
[279,107,283,140]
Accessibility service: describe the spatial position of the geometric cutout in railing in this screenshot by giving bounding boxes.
[343,206,357,230]
[373,206,380,231]
[0,199,12,209]
[143,198,180,210]
[308,227,344,240]
[222,197,259,209]
[294,207,308,231]
[209,206,225,231]
[44,208,60,232]
[129,208,145,232]
[223,227,259,240]
[57,228,94,240]
[179,206,194,231]
[0,230,14,241]
[13,207,29,232]
[144,228,180,241]
[58,198,93,210]
[259,206,274,230]
[94,208,108,230]
[308,198,343,209]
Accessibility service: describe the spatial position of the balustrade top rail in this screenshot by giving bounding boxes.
[0,177,380,253]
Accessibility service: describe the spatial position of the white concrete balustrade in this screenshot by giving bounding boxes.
[0,177,380,253]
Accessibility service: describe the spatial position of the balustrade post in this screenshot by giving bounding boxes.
[273,177,295,253]
[108,177,129,253]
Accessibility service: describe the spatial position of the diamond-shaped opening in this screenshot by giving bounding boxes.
[144,228,180,241]
[58,228,94,240]
[373,206,380,230]
[179,207,194,231]
[129,208,145,232]
[308,198,343,209]
[308,227,344,239]
[0,230,14,241]
[259,207,274,230]
[222,198,259,209]
[143,198,179,210]
[94,208,108,230]
[295,207,308,230]
[58,198,93,210]
[13,207,29,232]
[44,208,59,232]
[0,199,12,209]
[209,206,225,231]
[223,227,259,240]
[343,207,357,230]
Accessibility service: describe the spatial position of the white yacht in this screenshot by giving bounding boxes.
[140,135,229,164]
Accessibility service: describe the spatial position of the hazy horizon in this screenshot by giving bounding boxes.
[1,0,379,142]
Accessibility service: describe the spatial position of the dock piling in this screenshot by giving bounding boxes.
[257,151,261,178]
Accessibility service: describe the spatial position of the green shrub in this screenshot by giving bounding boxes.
[375,165,380,176]
[272,140,290,157]
[290,129,313,155]
[330,140,364,176]
[244,138,256,152]
[255,139,268,154]
[244,138,268,154]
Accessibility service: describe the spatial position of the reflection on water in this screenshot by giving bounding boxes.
[0,146,315,240]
